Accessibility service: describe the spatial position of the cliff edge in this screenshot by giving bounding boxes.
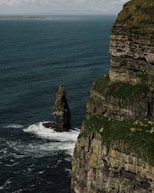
[71,0,154,192]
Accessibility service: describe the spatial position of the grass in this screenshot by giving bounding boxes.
[117,0,154,26]
[92,76,149,99]
[92,74,109,94]
[108,82,149,98]
[79,115,154,166]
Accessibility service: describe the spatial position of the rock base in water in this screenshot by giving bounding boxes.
[42,122,55,129]
[42,121,70,132]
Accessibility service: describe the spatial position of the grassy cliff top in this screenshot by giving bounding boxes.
[80,115,154,166]
[92,75,149,99]
[115,0,154,26]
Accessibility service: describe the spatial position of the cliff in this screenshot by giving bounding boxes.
[71,0,154,192]
[72,117,154,193]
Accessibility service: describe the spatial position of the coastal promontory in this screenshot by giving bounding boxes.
[71,0,154,192]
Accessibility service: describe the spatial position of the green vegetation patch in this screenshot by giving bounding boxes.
[108,82,149,99]
[79,115,154,166]
[92,74,110,94]
[117,0,154,26]
[92,75,149,99]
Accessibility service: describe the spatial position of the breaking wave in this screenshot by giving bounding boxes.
[23,122,80,155]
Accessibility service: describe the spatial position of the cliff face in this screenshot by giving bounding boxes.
[110,0,154,88]
[72,0,154,192]
[87,0,154,121]
[72,132,154,193]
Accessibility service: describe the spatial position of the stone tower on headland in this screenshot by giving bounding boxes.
[71,0,154,192]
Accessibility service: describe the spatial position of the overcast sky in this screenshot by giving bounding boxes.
[0,0,129,15]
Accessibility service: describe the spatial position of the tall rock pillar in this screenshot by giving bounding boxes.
[53,85,71,132]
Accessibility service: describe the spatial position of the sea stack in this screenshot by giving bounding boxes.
[53,85,71,132]
[72,0,154,192]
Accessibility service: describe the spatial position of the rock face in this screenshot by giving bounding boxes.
[53,85,71,132]
[110,0,154,88]
[87,0,154,121]
[72,132,154,193]
[71,0,154,192]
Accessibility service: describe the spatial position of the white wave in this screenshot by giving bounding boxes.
[23,122,79,142]
[65,168,72,175]
[38,170,45,175]
[5,123,23,129]
[0,179,12,190]
[23,122,80,155]
[12,140,76,156]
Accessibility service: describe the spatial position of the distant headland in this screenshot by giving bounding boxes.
[0,15,58,20]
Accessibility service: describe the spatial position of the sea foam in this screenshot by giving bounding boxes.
[23,122,80,155]
[5,124,23,129]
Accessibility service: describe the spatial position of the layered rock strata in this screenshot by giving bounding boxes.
[72,0,154,192]
[110,0,154,88]
[87,0,154,121]
[72,131,154,193]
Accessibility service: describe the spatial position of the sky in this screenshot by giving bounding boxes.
[0,0,129,15]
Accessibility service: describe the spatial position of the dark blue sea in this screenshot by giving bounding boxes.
[0,15,115,193]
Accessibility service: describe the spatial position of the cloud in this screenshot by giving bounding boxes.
[0,0,129,6]
[0,0,130,15]
[0,0,49,6]
[113,0,128,4]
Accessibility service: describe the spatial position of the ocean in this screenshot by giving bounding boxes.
[0,15,115,193]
